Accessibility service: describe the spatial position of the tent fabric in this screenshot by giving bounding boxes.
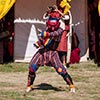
[0,0,16,19]
[14,0,56,62]
[14,0,89,62]
[98,0,100,16]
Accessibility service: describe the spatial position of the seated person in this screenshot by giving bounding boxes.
[70,31,80,64]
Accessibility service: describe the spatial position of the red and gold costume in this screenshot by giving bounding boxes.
[26,5,75,93]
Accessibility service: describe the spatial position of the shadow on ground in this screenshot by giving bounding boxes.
[33,83,65,91]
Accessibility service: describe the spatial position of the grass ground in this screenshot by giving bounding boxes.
[0,61,100,100]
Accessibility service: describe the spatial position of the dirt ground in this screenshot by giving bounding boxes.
[0,62,100,100]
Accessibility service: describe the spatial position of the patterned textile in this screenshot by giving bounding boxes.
[30,27,63,66]
[29,50,63,67]
[34,9,62,48]
[27,49,73,86]
[27,27,74,88]
[34,27,63,49]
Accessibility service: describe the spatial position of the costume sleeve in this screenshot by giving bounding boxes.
[48,27,63,37]
[41,27,63,37]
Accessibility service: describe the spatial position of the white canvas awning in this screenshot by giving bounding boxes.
[14,0,89,62]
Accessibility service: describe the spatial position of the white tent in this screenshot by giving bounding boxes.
[14,0,89,62]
